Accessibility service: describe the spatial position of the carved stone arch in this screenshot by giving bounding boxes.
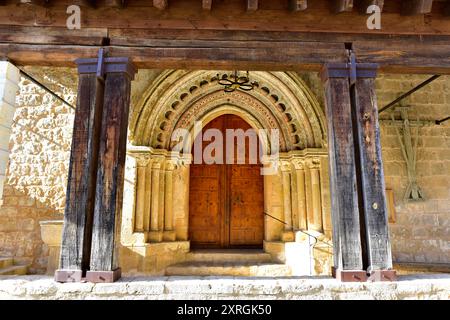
[172,105,272,156]
[130,70,326,152]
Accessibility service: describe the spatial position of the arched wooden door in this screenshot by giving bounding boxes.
[189,114,264,249]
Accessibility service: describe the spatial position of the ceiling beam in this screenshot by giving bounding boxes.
[333,0,354,13]
[401,0,433,15]
[202,0,212,10]
[247,0,258,11]
[153,0,168,10]
[19,0,50,6]
[289,0,307,11]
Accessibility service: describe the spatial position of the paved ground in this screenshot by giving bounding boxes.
[0,274,449,300]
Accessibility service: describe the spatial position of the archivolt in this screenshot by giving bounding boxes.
[130,70,326,152]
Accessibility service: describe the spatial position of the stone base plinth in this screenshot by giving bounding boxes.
[1,274,448,300]
[120,241,190,275]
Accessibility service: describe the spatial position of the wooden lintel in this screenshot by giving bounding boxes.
[334,0,353,13]
[401,0,433,15]
[247,0,258,11]
[153,0,168,10]
[289,0,307,11]
[202,0,212,10]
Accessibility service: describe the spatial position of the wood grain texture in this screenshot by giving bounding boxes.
[289,0,307,11]
[402,0,434,15]
[322,73,363,271]
[60,73,104,272]
[334,0,353,13]
[90,66,134,271]
[353,77,393,271]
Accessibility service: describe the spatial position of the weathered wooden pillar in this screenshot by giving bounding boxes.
[321,59,395,282]
[321,64,366,282]
[55,58,105,282]
[353,69,395,281]
[86,58,136,283]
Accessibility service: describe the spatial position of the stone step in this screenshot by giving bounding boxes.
[0,257,13,269]
[186,250,273,264]
[0,265,28,276]
[165,261,292,277]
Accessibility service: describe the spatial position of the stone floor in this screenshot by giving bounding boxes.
[0,274,449,300]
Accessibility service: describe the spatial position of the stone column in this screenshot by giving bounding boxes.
[281,162,294,242]
[290,162,299,230]
[149,158,163,242]
[143,159,153,232]
[163,160,176,241]
[0,62,20,205]
[134,155,150,232]
[309,158,323,232]
[292,159,308,230]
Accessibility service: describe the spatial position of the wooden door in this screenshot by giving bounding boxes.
[189,114,264,248]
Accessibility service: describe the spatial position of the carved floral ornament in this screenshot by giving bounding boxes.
[129,70,326,153]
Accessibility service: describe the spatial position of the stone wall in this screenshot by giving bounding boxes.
[376,74,450,265]
[0,67,77,274]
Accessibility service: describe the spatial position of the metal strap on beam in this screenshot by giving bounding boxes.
[378,75,441,114]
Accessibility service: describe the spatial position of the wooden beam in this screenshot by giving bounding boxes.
[1,2,450,35]
[401,0,433,15]
[358,0,384,14]
[55,58,105,283]
[87,58,136,282]
[202,0,212,10]
[247,0,258,11]
[289,0,307,11]
[334,0,353,13]
[352,72,394,277]
[321,65,365,280]
[153,0,168,10]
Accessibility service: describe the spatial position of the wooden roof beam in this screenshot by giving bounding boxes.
[289,0,307,11]
[247,0,258,11]
[202,0,212,10]
[401,0,433,15]
[153,0,168,10]
[20,0,50,6]
[333,0,354,13]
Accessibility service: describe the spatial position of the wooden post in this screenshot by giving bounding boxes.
[321,61,395,282]
[321,64,366,282]
[55,58,105,283]
[352,69,396,281]
[86,57,136,283]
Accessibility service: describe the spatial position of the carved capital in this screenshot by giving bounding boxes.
[135,154,151,167]
[306,157,321,170]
